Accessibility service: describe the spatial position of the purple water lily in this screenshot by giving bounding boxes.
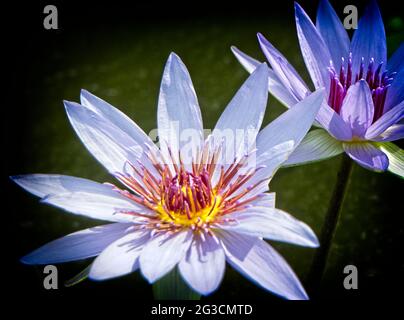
[12,53,325,299]
[232,0,404,176]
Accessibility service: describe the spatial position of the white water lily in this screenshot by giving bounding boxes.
[12,53,324,300]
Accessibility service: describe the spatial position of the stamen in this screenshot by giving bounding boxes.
[328,53,393,123]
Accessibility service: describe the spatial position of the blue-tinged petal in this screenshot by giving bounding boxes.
[11,174,150,222]
[350,0,387,74]
[140,230,192,283]
[316,0,350,70]
[340,80,374,137]
[257,89,325,160]
[365,100,404,139]
[219,207,319,247]
[219,231,309,300]
[65,101,146,174]
[295,2,333,90]
[230,45,261,73]
[80,90,159,156]
[246,192,276,208]
[384,68,404,112]
[231,46,299,107]
[370,124,404,142]
[377,142,404,178]
[21,223,132,265]
[212,63,269,167]
[41,191,149,223]
[343,142,389,171]
[257,33,310,100]
[89,230,149,280]
[178,234,225,296]
[284,129,344,166]
[11,174,105,199]
[229,141,294,200]
[157,53,204,170]
[316,100,353,140]
[387,43,404,73]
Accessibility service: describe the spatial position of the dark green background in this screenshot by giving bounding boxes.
[5,0,403,301]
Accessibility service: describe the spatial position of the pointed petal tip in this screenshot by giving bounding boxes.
[294,1,304,14]
[310,235,320,248]
[250,61,269,78]
[168,52,181,63]
[63,100,77,109]
[80,88,92,98]
[20,253,40,265]
[140,268,160,284]
[10,174,33,190]
[88,268,113,282]
[230,45,242,56]
[256,32,269,45]
[20,255,29,265]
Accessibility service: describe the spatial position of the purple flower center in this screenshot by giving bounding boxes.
[161,168,214,217]
[328,53,395,122]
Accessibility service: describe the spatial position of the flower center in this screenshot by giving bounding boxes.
[328,53,395,122]
[156,168,221,227]
[113,144,265,233]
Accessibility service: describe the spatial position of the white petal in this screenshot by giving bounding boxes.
[80,90,159,156]
[41,191,150,223]
[284,129,343,166]
[230,45,261,73]
[89,230,149,280]
[257,89,325,161]
[157,53,204,170]
[11,174,104,199]
[212,63,269,167]
[140,230,192,283]
[247,192,276,208]
[178,234,225,295]
[11,174,150,222]
[64,101,145,174]
[219,231,308,300]
[231,46,298,108]
[21,223,132,265]
[229,141,294,200]
[220,208,319,247]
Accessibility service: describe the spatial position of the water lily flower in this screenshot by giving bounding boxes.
[232,0,404,176]
[12,53,324,300]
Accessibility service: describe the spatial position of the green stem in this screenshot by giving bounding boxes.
[306,155,353,298]
[152,268,201,300]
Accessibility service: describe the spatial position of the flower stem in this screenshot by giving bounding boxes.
[152,268,201,300]
[306,154,353,298]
